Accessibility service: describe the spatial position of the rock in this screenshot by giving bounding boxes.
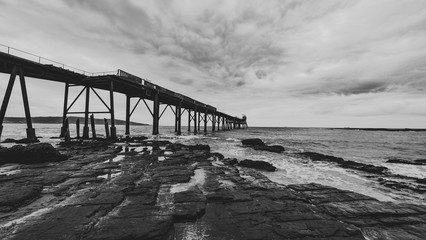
[387,158,426,165]
[188,144,210,151]
[241,138,265,146]
[224,158,238,166]
[300,152,388,174]
[0,182,42,208]
[210,152,225,160]
[0,143,68,165]
[242,139,285,153]
[1,138,40,144]
[299,152,345,164]
[253,145,285,153]
[238,159,276,172]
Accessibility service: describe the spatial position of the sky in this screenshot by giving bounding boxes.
[0,0,426,128]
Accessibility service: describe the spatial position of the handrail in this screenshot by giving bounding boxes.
[0,43,113,76]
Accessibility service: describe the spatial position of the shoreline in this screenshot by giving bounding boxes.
[0,139,425,239]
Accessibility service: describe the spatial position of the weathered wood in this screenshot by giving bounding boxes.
[90,114,96,139]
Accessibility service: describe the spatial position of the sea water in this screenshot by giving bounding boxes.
[1,124,425,205]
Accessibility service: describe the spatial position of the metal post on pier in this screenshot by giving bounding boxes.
[152,91,159,135]
[82,87,90,139]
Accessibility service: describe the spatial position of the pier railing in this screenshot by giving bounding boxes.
[0,44,115,77]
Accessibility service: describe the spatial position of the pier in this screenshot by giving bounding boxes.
[0,44,247,140]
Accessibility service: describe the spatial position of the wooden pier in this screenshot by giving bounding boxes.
[0,45,247,140]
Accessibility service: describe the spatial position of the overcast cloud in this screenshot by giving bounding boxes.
[1,0,426,128]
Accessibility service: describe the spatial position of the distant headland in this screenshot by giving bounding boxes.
[3,116,148,126]
[333,127,426,132]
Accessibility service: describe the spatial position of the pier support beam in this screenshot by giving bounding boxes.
[197,109,201,132]
[18,68,36,140]
[0,66,18,140]
[193,107,197,134]
[212,114,216,132]
[125,95,130,136]
[187,109,191,132]
[204,111,207,133]
[60,83,69,138]
[152,91,159,135]
[176,102,182,135]
[82,87,90,139]
[109,80,116,139]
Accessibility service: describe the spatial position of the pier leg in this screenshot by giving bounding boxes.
[193,108,197,134]
[76,119,80,138]
[187,109,191,132]
[90,114,96,139]
[18,68,36,140]
[204,111,207,133]
[174,106,178,133]
[125,95,130,136]
[60,83,69,137]
[104,118,110,139]
[109,80,116,139]
[216,116,219,131]
[0,66,18,140]
[212,114,216,132]
[64,118,70,142]
[198,110,201,132]
[83,87,90,139]
[152,92,159,135]
[177,103,181,135]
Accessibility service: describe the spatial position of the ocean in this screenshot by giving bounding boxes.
[1,123,425,205]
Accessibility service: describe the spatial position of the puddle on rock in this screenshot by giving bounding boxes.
[0,165,21,176]
[170,169,206,193]
[156,185,174,206]
[97,172,122,180]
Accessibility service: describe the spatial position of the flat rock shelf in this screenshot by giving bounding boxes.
[0,140,425,240]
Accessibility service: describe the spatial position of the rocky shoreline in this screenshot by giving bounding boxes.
[0,139,426,239]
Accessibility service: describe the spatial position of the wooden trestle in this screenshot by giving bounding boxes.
[0,50,247,140]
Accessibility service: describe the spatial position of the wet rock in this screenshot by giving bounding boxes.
[241,138,265,146]
[387,158,426,165]
[1,138,40,144]
[253,145,285,153]
[224,158,238,165]
[300,152,388,174]
[0,182,42,208]
[0,143,67,165]
[209,152,224,160]
[188,144,210,151]
[242,139,285,153]
[238,159,276,172]
[340,160,388,174]
[299,152,345,164]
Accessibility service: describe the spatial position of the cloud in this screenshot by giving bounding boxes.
[1,0,426,127]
